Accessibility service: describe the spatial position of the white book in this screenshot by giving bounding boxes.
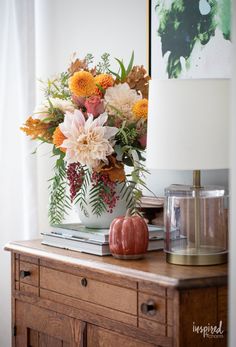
[41,232,164,256]
[140,196,164,207]
[148,225,165,239]
[50,223,164,243]
[148,238,164,251]
[50,223,110,243]
[41,232,110,256]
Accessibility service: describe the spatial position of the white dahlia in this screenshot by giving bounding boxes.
[33,98,75,120]
[59,110,118,169]
[104,83,141,120]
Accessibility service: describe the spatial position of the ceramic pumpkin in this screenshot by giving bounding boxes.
[109,212,149,259]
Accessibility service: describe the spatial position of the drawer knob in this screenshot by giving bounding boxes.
[141,300,157,316]
[20,270,31,279]
[81,278,87,287]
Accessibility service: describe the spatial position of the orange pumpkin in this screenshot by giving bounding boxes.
[109,213,149,259]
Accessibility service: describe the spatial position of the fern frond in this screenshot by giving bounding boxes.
[89,181,107,216]
[48,161,71,225]
[74,168,90,217]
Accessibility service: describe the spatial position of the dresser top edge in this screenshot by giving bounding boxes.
[5,239,228,289]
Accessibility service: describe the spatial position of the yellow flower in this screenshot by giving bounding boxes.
[94,74,114,96]
[69,71,95,97]
[132,98,148,120]
[52,126,67,153]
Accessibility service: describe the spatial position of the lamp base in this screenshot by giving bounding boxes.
[165,184,228,266]
[166,250,228,266]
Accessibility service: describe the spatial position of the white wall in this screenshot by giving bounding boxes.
[145,169,228,197]
[35,0,147,75]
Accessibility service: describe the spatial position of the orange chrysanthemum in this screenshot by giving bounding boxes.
[52,126,67,152]
[96,155,125,182]
[69,71,95,97]
[132,98,148,120]
[94,74,114,96]
[20,117,52,141]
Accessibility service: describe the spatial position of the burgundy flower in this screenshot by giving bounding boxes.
[138,134,147,149]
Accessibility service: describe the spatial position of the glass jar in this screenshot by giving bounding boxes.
[165,184,228,265]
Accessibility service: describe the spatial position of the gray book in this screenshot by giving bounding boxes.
[50,223,164,243]
[41,232,164,256]
[41,232,110,256]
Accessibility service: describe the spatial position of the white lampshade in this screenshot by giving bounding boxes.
[146,79,230,170]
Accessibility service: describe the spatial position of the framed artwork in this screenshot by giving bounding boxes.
[148,0,231,79]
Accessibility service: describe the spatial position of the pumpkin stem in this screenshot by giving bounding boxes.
[125,208,131,218]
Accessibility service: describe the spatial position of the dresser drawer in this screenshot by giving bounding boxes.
[138,292,166,324]
[40,266,137,315]
[19,261,39,287]
[139,318,167,337]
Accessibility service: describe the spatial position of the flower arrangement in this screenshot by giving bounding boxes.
[21,52,150,224]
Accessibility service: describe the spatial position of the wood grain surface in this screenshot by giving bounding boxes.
[5,239,227,289]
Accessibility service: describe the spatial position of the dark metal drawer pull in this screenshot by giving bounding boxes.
[20,270,31,279]
[81,278,87,287]
[141,299,157,316]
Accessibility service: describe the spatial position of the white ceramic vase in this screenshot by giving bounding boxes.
[75,182,129,229]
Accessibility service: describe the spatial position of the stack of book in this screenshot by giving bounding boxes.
[140,196,164,208]
[41,223,165,256]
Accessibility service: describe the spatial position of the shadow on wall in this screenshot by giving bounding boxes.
[144,169,229,197]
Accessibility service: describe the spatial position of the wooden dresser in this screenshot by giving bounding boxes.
[5,239,227,347]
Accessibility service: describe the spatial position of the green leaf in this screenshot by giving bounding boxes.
[115,58,127,81]
[106,105,124,118]
[108,68,121,80]
[126,51,134,75]
[123,156,134,166]
[85,53,94,66]
[96,53,111,73]
[95,83,106,95]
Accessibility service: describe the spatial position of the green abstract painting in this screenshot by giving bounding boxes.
[150,0,231,78]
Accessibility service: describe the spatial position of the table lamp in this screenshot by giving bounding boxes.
[146,79,229,265]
